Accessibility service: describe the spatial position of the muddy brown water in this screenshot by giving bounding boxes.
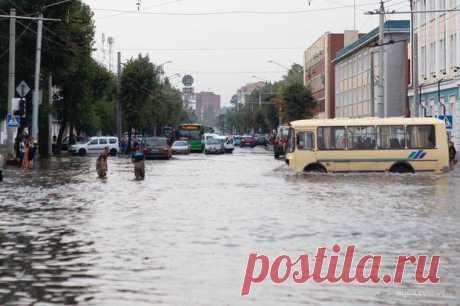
[0,147,459,305]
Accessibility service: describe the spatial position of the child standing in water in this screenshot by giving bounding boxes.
[131,145,145,180]
[96,147,110,178]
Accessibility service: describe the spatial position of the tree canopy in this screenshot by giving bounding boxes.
[224,63,316,134]
[1,1,185,154]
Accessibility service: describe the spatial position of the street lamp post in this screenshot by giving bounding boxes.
[267,60,290,71]
[252,75,267,108]
[158,61,173,82]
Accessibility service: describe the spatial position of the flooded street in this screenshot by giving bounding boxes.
[0,147,459,306]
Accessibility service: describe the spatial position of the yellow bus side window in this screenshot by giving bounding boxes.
[407,125,436,149]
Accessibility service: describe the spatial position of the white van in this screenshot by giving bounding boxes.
[204,137,225,154]
[217,136,234,153]
[70,136,119,156]
[202,133,218,144]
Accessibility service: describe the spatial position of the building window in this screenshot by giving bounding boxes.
[439,0,446,12]
[430,42,436,74]
[450,34,457,68]
[440,39,446,71]
[420,46,427,78]
[429,0,436,19]
[449,96,456,116]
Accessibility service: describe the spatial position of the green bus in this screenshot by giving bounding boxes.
[176,124,205,152]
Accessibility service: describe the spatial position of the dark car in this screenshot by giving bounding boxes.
[255,134,269,146]
[143,137,171,160]
[240,135,256,148]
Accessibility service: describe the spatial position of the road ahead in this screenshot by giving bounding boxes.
[0,147,459,305]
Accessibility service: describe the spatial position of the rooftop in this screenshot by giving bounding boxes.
[334,20,410,63]
[290,117,445,128]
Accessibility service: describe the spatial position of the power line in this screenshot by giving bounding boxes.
[98,0,184,19]
[92,2,380,16]
[0,21,33,60]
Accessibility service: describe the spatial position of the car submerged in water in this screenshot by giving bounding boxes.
[171,141,191,155]
[216,136,235,153]
[240,135,257,148]
[143,137,172,160]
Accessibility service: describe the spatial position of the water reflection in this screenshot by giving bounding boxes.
[0,148,459,305]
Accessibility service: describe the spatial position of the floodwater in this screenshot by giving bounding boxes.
[0,147,459,306]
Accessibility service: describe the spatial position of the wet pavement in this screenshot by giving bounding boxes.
[0,147,459,306]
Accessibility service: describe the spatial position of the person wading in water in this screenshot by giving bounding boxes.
[131,145,145,180]
[449,139,457,170]
[96,147,110,179]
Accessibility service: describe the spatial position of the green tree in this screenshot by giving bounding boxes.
[283,63,304,86]
[121,54,159,141]
[282,83,316,122]
[0,0,97,154]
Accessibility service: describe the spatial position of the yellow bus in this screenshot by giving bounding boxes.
[285,117,450,174]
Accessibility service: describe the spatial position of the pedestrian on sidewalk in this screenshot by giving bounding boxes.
[96,147,110,179]
[131,145,145,180]
[449,139,457,170]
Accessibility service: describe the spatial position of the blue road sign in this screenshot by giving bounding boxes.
[437,115,453,129]
[7,113,20,128]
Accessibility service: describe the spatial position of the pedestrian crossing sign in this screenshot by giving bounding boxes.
[437,115,453,130]
[7,113,20,128]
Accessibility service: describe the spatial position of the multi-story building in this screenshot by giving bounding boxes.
[236,82,265,106]
[195,91,221,123]
[304,31,362,118]
[334,20,410,118]
[408,0,460,150]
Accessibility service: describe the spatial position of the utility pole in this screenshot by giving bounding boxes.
[370,51,375,116]
[1,11,61,156]
[117,52,122,140]
[32,14,44,141]
[6,9,16,157]
[48,74,53,156]
[377,0,385,118]
[410,0,419,117]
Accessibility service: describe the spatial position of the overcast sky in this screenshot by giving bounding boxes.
[85,0,409,106]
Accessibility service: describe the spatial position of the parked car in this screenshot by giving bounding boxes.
[217,136,234,153]
[171,140,191,155]
[143,137,171,160]
[61,135,87,151]
[255,134,269,146]
[70,136,119,156]
[274,125,290,159]
[204,138,225,154]
[240,135,256,148]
